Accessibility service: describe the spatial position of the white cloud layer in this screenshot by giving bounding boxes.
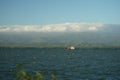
[0,23,105,32]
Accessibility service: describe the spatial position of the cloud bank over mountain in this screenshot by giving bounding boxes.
[0,23,106,32]
[0,23,120,47]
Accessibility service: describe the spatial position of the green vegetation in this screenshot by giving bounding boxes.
[0,46,120,49]
[0,46,66,49]
[15,64,58,80]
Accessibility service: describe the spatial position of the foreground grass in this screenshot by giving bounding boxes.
[16,64,58,80]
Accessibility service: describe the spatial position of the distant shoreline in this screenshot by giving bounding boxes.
[0,46,120,49]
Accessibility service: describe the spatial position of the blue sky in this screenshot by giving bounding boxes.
[0,0,120,25]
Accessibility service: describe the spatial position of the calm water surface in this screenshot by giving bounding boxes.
[0,48,120,80]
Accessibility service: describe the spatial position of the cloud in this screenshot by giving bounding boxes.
[0,23,105,32]
[88,27,97,31]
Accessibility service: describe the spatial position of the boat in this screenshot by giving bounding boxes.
[67,46,75,50]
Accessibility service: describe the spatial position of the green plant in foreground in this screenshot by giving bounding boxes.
[16,64,58,80]
[36,72,45,80]
[51,74,58,80]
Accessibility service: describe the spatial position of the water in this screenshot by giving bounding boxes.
[0,48,120,80]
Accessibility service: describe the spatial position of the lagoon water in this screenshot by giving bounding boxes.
[0,48,120,80]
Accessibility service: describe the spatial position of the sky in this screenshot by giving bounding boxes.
[0,0,120,25]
